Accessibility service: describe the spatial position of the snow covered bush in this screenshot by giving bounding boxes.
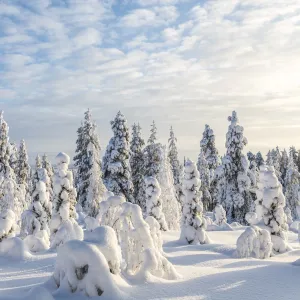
[102,111,134,202]
[260,165,290,253]
[145,216,163,253]
[50,152,83,248]
[181,159,210,245]
[20,168,52,239]
[236,226,273,259]
[213,204,227,226]
[52,240,120,297]
[117,202,179,280]
[24,230,49,252]
[0,209,18,241]
[145,176,168,231]
[84,226,122,275]
[215,111,252,224]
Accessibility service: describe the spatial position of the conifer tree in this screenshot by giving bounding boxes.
[215,111,252,224]
[102,111,134,202]
[130,123,145,206]
[284,153,300,220]
[9,142,18,172]
[255,152,264,167]
[197,149,212,211]
[148,120,157,145]
[42,153,54,200]
[280,149,289,188]
[74,110,106,216]
[35,154,42,169]
[168,126,184,206]
[181,159,209,244]
[0,112,23,219]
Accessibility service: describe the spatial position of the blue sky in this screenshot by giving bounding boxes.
[1,0,300,163]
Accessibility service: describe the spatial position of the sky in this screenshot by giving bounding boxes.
[1,0,300,163]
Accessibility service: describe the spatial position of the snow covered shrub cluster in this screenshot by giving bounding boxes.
[145,176,168,231]
[181,159,210,245]
[50,152,83,249]
[236,226,272,259]
[117,202,179,280]
[259,165,290,253]
[213,204,227,226]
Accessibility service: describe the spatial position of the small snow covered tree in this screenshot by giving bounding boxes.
[280,149,289,187]
[260,165,290,253]
[102,112,134,202]
[130,123,145,206]
[181,159,209,245]
[284,153,300,220]
[168,126,184,206]
[213,203,227,226]
[9,142,18,172]
[255,152,265,168]
[215,111,252,224]
[74,110,106,216]
[35,154,42,169]
[21,168,52,238]
[50,152,82,248]
[197,149,212,211]
[148,120,157,145]
[145,176,168,231]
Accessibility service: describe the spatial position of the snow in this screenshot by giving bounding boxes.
[0,229,300,300]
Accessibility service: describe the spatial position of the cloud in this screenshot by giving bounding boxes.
[0,0,300,161]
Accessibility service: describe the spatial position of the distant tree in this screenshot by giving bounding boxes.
[255,152,264,168]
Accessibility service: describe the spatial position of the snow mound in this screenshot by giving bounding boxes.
[55,152,70,165]
[50,218,83,249]
[236,226,273,259]
[24,230,50,252]
[52,239,120,297]
[84,216,99,231]
[84,226,122,275]
[0,237,27,260]
[18,286,55,300]
[0,209,18,240]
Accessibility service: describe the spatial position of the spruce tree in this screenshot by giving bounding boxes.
[280,149,289,188]
[35,154,42,169]
[168,126,184,206]
[148,120,157,145]
[197,149,212,211]
[130,123,145,206]
[284,153,300,220]
[102,111,134,202]
[42,153,54,201]
[199,124,220,208]
[74,109,106,216]
[215,111,252,224]
[255,151,264,167]
[9,142,18,172]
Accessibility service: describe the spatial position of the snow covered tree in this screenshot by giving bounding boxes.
[145,176,168,231]
[9,142,18,172]
[21,168,52,237]
[215,111,252,224]
[197,149,211,211]
[158,146,180,230]
[74,110,106,216]
[280,149,289,187]
[130,123,145,206]
[260,165,290,253]
[148,120,157,145]
[168,126,184,207]
[247,151,256,163]
[255,152,264,168]
[42,153,53,201]
[16,140,30,186]
[102,111,134,203]
[284,153,300,220]
[0,112,23,219]
[50,152,82,248]
[35,154,42,169]
[181,159,209,245]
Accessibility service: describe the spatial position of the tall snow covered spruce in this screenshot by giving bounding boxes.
[50,152,83,248]
[181,159,209,245]
[259,165,290,253]
[130,123,145,207]
[74,110,106,217]
[199,124,220,209]
[197,149,212,212]
[215,111,252,224]
[102,112,134,203]
[284,153,300,220]
[42,153,54,201]
[145,176,168,231]
[168,126,184,207]
[0,112,24,219]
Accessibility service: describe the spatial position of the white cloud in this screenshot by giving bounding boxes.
[73,28,101,49]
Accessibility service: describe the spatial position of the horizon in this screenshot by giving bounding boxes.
[1,0,300,163]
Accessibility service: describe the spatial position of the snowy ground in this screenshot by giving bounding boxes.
[0,228,299,300]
